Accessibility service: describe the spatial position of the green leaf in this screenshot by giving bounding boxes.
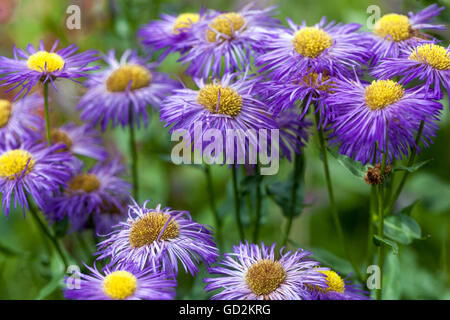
[383,252,401,300]
[328,148,368,178]
[35,274,64,300]
[397,200,420,216]
[373,235,399,254]
[384,214,422,245]
[266,179,304,218]
[393,159,433,173]
[308,246,353,275]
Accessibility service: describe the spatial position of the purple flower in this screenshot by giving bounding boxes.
[93,200,128,236]
[369,4,445,63]
[0,141,73,216]
[0,94,44,147]
[308,270,370,300]
[204,242,328,300]
[159,72,277,164]
[179,4,281,78]
[45,158,131,230]
[276,111,311,161]
[371,43,449,99]
[64,262,176,300]
[326,77,442,164]
[256,17,371,82]
[48,122,108,161]
[0,39,99,99]
[138,11,204,60]
[78,50,179,130]
[96,201,219,276]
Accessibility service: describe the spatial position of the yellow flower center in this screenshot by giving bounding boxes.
[292,27,332,58]
[365,80,404,110]
[245,259,287,296]
[50,129,73,151]
[26,51,65,72]
[68,174,100,193]
[0,149,35,179]
[197,84,242,117]
[173,13,200,34]
[102,271,137,300]
[301,72,333,92]
[373,14,411,42]
[129,212,179,248]
[318,270,345,293]
[0,99,13,128]
[409,44,450,70]
[106,65,152,92]
[206,13,246,43]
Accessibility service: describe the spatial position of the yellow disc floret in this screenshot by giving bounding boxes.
[197,84,242,117]
[0,149,35,179]
[102,271,137,300]
[409,44,450,70]
[245,259,287,296]
[318,270,345,293]
[27,51,65,72]
[365,80,404,110]
[129,212,179,248]
[68,174,100,193]
[301,72,333,92]
[50,129,73,151]
[0,99,13,128]
[173,13,200,34]
[206,13,246,43]
[373,14,411,42]
[292,27,333,58]
[106,65,152,92]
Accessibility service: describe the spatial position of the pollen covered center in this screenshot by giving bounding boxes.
[173,13,200,34]
[206,13,246,42]
[106,65,152,92]
[0,149,35,179]
[197,84,242,117]
[301,72,333,92]
[292,27,332,58]
[409,44,450,70]
[102,271,137,300]
[68,174,100,193]
[365,80,404,110]
[373,14,411,42]
[129,212,179,248]
[0,99,13,128]
[50,129,73,151]
[318,270,345,293]
[245,259,287,296]
[26,51,65,72]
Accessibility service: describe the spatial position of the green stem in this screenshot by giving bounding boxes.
[314,111,364,282]
[386,120,424,213]
[282,152,303,247]
[28,198,69,267]
[204,165,222,247]
[252,164,263,243]
[129,108,139,201]
[231,166,245,241]
[43,82,51,146]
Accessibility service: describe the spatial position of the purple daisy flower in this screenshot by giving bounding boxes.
[78,49,179,130]
[93,199,128,236]
[178,4,281,78]
[0,39,99,99]
[96,201,219,276]
[160,72,278,164]
[326,77,442,164]
[308,270,370,300]
[369,4,445,63]
[49,122,108,161]
[276,111,312,161]
[64,262,176,300]
[45,158,131,230]
[204,242,328,300]
[138,11,204,60]
[0,141,73,216]
[371,43,450,99]
[256,17,371,82]
[0,94,44,147]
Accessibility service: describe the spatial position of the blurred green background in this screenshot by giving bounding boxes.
[0,0,449,300]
